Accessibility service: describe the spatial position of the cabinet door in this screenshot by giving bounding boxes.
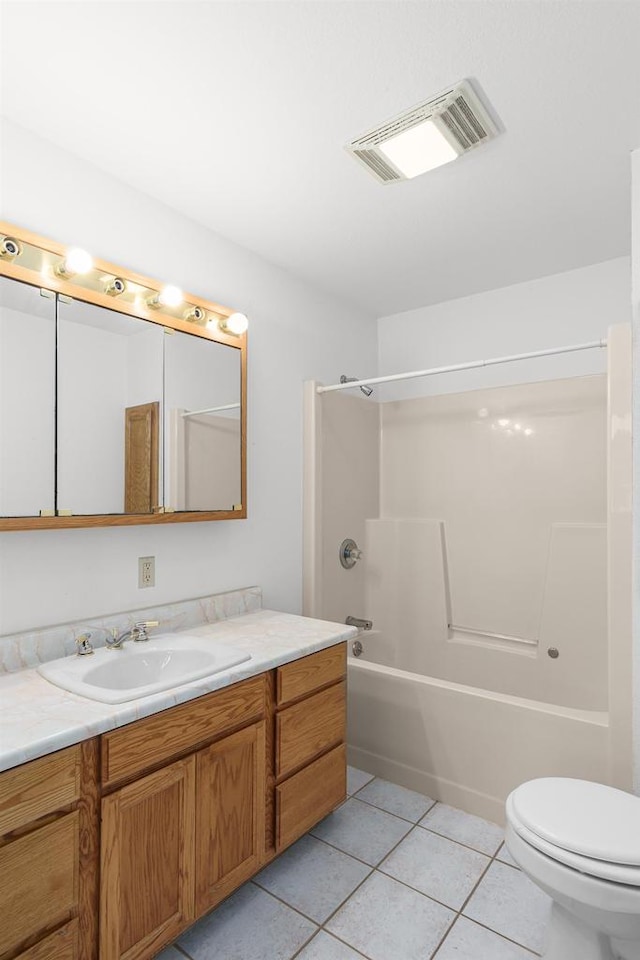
[196,721,266,914]
[100,757,195,960]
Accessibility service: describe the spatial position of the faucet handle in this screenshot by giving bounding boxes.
[132,620,159,641]
[75,632,95,656]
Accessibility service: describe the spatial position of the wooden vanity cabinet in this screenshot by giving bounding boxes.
[273,644,347,853]
[99,677,267,960]
[100,757,196,960]
[0,741,99,960]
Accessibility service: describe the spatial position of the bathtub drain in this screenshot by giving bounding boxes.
[352,640,363,657]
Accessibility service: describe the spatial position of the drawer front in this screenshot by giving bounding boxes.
[0,812,79,957]
[276,681,345,780]
[14,919,78,960]
[276,643,346,706]
[0,745,81,836]
[102,675,265,788]
[276,744,346,851]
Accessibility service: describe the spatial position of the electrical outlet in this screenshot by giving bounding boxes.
[138,556,155,588]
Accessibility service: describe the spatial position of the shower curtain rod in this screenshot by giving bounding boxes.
[181,402,241,418]
[316,339,608,394]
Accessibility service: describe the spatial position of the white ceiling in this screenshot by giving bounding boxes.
[2,1,639,316]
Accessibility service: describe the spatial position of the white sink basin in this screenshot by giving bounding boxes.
[37,634,251,703]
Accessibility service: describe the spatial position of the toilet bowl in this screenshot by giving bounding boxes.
[505,778,640,960]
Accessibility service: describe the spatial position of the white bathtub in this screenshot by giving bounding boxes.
[347,647,610,825]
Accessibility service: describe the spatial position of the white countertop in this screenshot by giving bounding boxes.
[0,610,357,773]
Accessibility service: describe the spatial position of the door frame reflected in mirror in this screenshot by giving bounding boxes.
[0,221,247,530]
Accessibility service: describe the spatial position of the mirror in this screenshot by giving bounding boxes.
[0,221,247,529]
[164,329,241,512]
[57,298,164,516]
[0,276,55,517]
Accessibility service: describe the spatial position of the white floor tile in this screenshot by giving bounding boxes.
[310,797,412,865]
[420,803,504,856]
[326,871,455,960]
[296,930,368,959]
[496,842,520,869]
[435,916,538,959]
[463,860,551,954]
[177,882,316,960]
[347,765,375,795]
[380,826,490,910]
[253,834,370,923]
[354,777,435,822]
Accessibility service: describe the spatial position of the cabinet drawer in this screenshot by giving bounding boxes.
[14,919,78,960]
[276,681,345,780]
[0,745,81,836]
[102,675,265,787]
[276,643,346,706]
[276,744,346,851]
[0,812,79,957]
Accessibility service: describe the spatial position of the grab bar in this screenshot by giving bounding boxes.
[448,624,537,646]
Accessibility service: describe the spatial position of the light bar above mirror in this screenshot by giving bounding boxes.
[0,222,247,530]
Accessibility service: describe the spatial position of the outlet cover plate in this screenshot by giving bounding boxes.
[138,556,155,588]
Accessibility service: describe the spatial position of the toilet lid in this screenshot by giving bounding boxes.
[510,778,640,865]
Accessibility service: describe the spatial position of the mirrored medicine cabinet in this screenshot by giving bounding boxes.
[0,223,246,530]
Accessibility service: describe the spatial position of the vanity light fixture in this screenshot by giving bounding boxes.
[147,284,183,310]
[0,236,22,261]
[218,312,249,336]
[184,305,205,324]
[104,276,127,297]
[54,247,94,278]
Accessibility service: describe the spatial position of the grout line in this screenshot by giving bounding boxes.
[309,831,392,868]
[349,790,437,825]
[170,781,535,960]
[414,819,502,858]
[458,916,542,956]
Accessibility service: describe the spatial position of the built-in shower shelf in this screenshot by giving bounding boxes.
[448,623,537,656]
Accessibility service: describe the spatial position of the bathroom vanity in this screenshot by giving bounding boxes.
[0,631,349,960]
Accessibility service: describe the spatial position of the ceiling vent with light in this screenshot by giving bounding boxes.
[346,79,499,183]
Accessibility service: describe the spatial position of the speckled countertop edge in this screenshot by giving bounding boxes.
[0,610,357,773]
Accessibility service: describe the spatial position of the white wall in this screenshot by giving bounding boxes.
[632,147,640,792]
[377,258,630,401]
[0,120,377,634]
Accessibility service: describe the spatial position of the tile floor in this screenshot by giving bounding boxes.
[158,767,551,960]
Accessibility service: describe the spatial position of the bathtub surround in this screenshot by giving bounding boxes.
[306,324,632,818]
[0,119,378,635]
[376,375,607,710]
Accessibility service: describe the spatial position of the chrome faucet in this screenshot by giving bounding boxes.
[75,632,95,656]
[105,620,159,650]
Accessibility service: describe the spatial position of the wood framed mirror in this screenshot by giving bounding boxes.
[0,222,247,530]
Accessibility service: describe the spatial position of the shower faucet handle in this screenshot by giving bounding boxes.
[339,538,363,569]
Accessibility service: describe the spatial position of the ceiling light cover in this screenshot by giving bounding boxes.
[379,118,459,178]
[347,79,499,184]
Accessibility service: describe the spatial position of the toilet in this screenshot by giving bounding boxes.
[505,778,640,960]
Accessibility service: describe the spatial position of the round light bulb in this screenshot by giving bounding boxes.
[224,312,248,335]
[64,248,93,275]
[158,285,183,308]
